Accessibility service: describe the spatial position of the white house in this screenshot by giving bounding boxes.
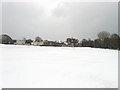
[14,40,26,45]
[31,41,43,46]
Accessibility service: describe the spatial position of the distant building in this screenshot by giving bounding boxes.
[66,37,79,47]
[43,40,65,46]
[31,41,43,46]
[15,40,26,45]
[31,36,44,46]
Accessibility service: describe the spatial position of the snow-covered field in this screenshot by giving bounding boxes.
[0,44,118,88]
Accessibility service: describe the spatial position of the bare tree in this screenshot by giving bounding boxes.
[110,33,119,39]
[0,34,13,44]
[66,37,79,47]
[110,33,119,49]
[82,39,87,47]
[98,31,110,41]
[35,36,42,42]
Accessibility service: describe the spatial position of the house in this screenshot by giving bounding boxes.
[14,40,26,45]
[43,40,65,46]
[31,41,43,46]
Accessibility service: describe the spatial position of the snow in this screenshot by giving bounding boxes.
[0,44,118,88]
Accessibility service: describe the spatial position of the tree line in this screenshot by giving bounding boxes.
[82,31,120,50]
[0,31,120,50]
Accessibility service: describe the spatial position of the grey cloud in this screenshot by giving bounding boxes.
[52,2,118,40]
[2,2,118,41]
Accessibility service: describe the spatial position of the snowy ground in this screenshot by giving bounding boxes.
[0,44,118,88]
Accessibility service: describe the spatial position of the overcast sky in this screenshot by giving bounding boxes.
[2,1,118,41]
